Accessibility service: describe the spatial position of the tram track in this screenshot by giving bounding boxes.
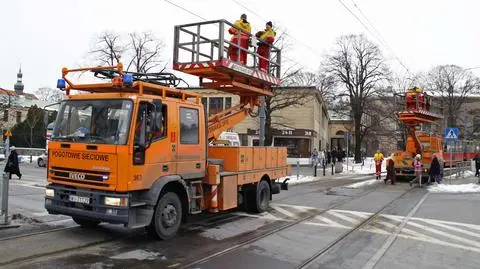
[177,179,405,269]
[0,174,384,268]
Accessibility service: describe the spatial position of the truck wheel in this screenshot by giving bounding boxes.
[247,180,270,213]
[147,192,182,240]
[72,217,100,228]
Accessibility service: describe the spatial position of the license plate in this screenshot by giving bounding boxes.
[69,195,90,204]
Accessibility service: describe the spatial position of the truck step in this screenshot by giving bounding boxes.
[190,210,202,214]
[128,223,148,229]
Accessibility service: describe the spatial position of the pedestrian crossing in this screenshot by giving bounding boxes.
[233,203,480,253]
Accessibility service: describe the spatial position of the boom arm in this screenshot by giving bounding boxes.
[207,96,258,141]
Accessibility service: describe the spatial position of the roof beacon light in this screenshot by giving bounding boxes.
[123,74,133,86]
[57,79,66,89]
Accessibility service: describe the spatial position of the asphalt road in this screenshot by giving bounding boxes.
[1,163,479,269]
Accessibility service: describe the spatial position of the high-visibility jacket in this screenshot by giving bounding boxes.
[259,28,276,44]
[229,20,251,35]
[373,152,384,161]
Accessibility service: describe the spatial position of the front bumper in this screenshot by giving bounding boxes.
[45,184,129,224]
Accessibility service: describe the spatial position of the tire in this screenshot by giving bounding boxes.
[147,192,182,240]
[72,217,100,228]
[246,180,271,213]
[37,158,45,167]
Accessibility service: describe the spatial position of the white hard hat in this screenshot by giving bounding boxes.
[415,154,421,159]
[10,146,16,150]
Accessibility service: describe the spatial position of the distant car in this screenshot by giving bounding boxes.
[38,152,48,167]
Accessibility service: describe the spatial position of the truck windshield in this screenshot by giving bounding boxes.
[52,99,133,145]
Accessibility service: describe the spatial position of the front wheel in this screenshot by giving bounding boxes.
[147,192,182,240]
[72,217,100,228]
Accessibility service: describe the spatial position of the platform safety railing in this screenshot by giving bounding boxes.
[173,19,281,79]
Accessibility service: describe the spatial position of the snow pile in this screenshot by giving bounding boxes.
[341,157,387,175]
[278,175,318,186]
[428,183,480,193]
[344,179,382,189]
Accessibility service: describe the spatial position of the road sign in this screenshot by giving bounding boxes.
[4,130,12,137]
[444,127,459,140]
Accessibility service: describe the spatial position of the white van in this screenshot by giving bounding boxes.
[211,132,241,146]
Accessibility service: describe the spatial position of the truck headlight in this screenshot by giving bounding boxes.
[45,189,54,197]
[104,197,128,206]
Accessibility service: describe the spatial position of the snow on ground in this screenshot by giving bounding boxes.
[341,157,386,175]
[344,179,382,189]
[278,175,318,186]
[444,170,475,179]
[428,183,480,193]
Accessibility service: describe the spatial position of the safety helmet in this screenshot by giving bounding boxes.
[415,154,421,159]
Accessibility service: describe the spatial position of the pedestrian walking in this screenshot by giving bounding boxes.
[318,149,325,168]
[473,152,480,177]
[326,151,331,165]
[311,148,318,168]
[429,155,442,184]
[384,154,396,185]
[410,154,423,187]
[373,149,384,180]
[4,146,22,180]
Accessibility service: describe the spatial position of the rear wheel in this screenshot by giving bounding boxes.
[245,180,270,213]
[72,217,100,228]
[147,192,182,240]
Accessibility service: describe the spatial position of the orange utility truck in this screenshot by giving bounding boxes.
[44,20,289,239]
[393,87,444,179]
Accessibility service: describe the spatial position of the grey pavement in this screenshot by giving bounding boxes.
[1,162,480,269]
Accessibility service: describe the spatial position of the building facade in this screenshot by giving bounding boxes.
[188,86,329,158]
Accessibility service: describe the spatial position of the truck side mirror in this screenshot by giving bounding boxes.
[133,144,146,165]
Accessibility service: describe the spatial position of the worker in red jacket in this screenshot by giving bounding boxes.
[228,14,251,65]
[255,21,276,73]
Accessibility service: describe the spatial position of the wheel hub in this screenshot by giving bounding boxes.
[161,204,178,227]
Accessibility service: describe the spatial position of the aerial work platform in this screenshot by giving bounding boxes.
[173,19,281,96]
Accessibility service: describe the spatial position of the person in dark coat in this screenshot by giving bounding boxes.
[384,155,396,185]
[473,152,480,177]
[429,156,442,184]
[4,146,22,180]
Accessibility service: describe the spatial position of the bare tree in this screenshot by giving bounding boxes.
[423,65,480,127]
[322,34,390,163]
[88,31,165,73]
[25,106,43,147]
[89,32,125,66]
[35,87,65,103]
[126,32,165,73]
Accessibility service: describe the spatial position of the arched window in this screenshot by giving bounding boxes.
[336,130,344,136]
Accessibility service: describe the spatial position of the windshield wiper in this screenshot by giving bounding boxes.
[87,135,107,143]
[52,135,79,142]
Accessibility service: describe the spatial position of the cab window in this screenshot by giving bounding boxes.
[180,107,199,144]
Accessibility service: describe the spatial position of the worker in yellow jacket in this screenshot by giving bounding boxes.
[228,14,251,65]
[255,21,276,73]
[373,150,384,180]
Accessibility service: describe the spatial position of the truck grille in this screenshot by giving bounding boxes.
[50,166,110,188]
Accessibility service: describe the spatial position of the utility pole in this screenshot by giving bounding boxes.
[259,96,265,146]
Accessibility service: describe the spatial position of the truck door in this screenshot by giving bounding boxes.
[176,104,206,179]
[129,100,176,190]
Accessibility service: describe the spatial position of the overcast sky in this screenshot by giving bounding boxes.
[1,0,479,93]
